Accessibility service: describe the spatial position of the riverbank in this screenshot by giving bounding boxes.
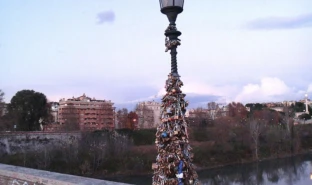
[90,145,312,179]
[102,154,312,185]
[194,149,312,172]
[1,124,312,180]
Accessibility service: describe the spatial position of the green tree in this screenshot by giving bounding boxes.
[0,89,4,102]
[9,90,50,131]
[249,118,266,160]
[0,89,4,114]
[0,90,13,131]
[292,102,312,115]
[298,113,311,120]
[245,103,267,112]
[62,104,80,131]
[127,111,138,130]
[116,108,128,129]
[228,102,248,119]
[188,107,210,127]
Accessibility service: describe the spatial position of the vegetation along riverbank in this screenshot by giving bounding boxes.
[0,123,312,179]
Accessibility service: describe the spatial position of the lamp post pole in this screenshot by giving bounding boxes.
[152,1,200,185]
[161,1,183,77]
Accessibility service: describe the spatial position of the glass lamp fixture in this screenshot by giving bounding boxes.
[159,0,184,25]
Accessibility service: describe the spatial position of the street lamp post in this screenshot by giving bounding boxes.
[159,0,183,77]
[152,1,200,184]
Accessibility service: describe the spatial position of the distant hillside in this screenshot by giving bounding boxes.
[114,94,221,111]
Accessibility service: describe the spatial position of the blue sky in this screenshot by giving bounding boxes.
[1,0,312,109]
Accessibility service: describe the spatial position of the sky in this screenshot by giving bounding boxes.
[0,0,312,110]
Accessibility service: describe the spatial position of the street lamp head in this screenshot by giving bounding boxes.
[159,0,184,25]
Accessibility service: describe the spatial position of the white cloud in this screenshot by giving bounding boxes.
[154,77,312,105]
[307,84,312,93]
[156,78,310,105]
[156,77,239,104]
[157,78,238,95]
[260,77,290,96]
[235,77,290,103]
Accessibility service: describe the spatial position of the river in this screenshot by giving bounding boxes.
[103,154,312,185]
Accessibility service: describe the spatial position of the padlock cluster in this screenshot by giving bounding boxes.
[152,73,200,185]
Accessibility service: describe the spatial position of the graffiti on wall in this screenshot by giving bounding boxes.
[0,177,43,185]
[12,179,31,185]
[0,175,45,185]
[11,179,44,185]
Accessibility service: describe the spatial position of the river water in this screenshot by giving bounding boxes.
[104,154,312,185]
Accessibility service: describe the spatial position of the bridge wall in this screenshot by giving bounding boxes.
[0,163,131,185]
[0,131,81,155]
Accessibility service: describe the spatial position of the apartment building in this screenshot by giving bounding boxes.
[135,101,161,129]
[57,93,115,131]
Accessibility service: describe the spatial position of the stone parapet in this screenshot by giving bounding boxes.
[0,163,132,185]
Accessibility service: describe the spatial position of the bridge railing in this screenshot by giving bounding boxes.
[0,163,132,185]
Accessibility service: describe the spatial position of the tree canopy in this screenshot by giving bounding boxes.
[0,90,13,131]
[127,111,139,130]
[299,113,311,120]
[116,108,128,129]
[228,102,248,118]
[9,90,50,131]
[0,89,4,115]
[0,89,4,103]
[245,103,267,112]
[292,102,312,115]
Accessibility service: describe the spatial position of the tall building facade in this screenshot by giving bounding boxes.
[135,101,161,129]
[187,105,229,120]
[57,94,115,131]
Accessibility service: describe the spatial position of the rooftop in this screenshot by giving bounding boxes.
[59,93,112,103]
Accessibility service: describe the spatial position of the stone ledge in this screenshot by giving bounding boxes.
[0,163,132,185]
